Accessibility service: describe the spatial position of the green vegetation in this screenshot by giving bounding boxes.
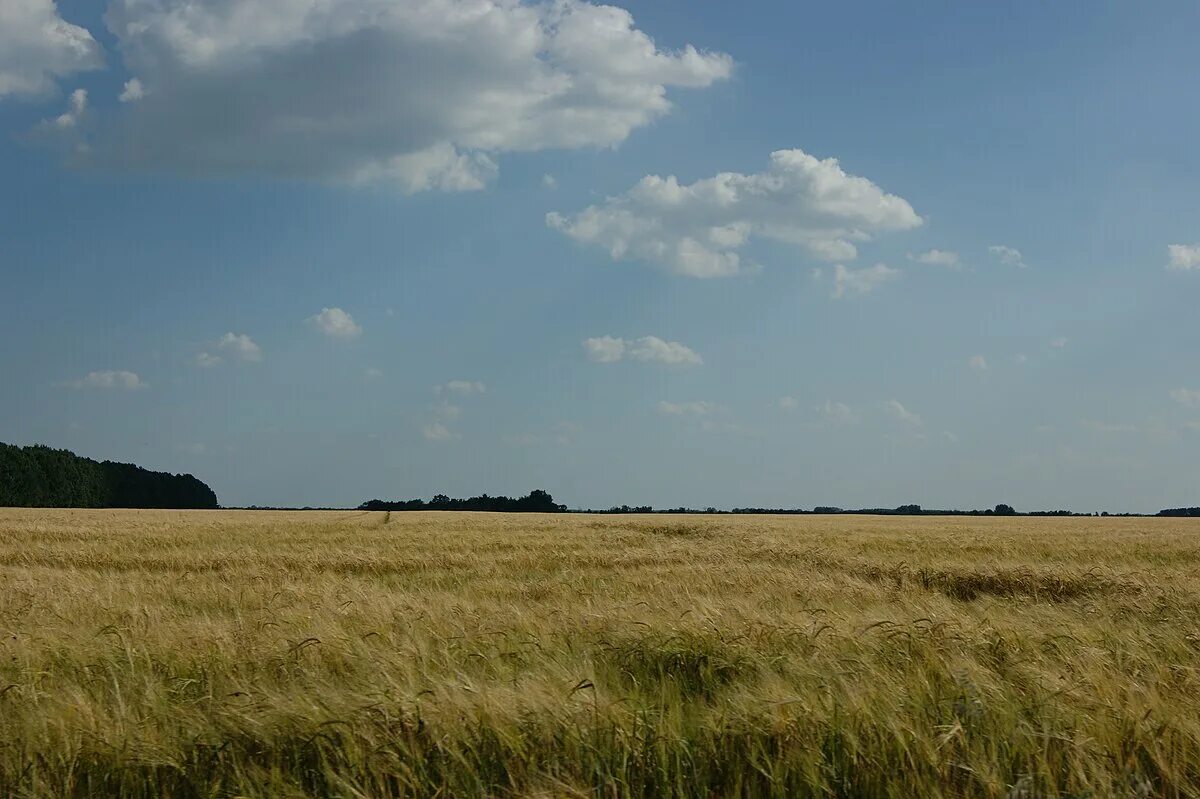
[1,509,1199,797]
[359,489,565,512]
[0,442,217,509]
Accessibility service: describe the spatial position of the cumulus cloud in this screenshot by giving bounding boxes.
[541,173,558,189]
[81,0,730,188]
[989,244,1027,269]
[217,332,263,362]
[0,0,102,99]
[548,148,921,278]
[817,400,857,425]
[422,421,459,441]
[778,396,799,411]
[425,380,484,439]
[67,370,147,390]
[436,380,486,395]
[657,400,714,416]
[308,307,362,338]
[968,354,988,372]
[908,249,960,268]
[583,335,626,363]
[195,352,222,368]
[884,399,922,426]
[364,367,384,380]
[1167,244,1200,271]
[583,335,702,365]
[45,86,87,129]
[118,77,144,102]
[1170,388,1200,408]
[832,263,899,298]
[1049,337,1068,349]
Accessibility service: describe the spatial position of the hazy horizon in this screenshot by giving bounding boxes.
[3,1,1198,513]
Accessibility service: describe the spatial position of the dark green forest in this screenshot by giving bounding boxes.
[0,443,218,509]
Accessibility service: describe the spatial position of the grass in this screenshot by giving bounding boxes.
[1,509,1199,797]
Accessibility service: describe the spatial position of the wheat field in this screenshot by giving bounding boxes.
[1,509,1199,797]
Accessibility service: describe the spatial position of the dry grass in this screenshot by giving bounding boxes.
[2,509,1199,797]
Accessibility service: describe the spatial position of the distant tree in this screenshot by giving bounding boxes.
[993,503,1017,516]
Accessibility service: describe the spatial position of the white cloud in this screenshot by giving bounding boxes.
[629,336,702,365]
[1014,353,1028,365]
[349,144,498,192]
[541,173,558,189]
[425,382,483,439]
[195,352,222,368]
[584,335,702,365]
[988,244,1027,269]
[118,77,145,103]
[84,0,731,188]
[657,400,714,416]
[884,399,922,426]
[365,367,384,380]
[217,332,262,362]
[817,400,857,425]
[832,263,899,298]
[1167,244,1200,272]
[968,354,988,372]
[422,421,459,441]
[1170,388,1200,408]
[0,0,102,99]
[778,396,799,411]
[1050,337,1068,349]
[43,87,87,129]
[908,249,960,268]
[548,148,921,278]
[308,307,362,339]
[67,370,147,390]
[583,335,627,363]
[436,380,486,395]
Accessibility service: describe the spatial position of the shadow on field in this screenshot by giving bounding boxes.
[591,521,718,539]
[592,631,750,700]
[859,564,1138,602]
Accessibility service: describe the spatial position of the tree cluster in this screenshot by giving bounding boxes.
[1158,507,1200,517]
[0,443,218,509]
[359,489,565,513]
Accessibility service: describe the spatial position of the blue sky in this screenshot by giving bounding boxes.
[2,0,1198,511]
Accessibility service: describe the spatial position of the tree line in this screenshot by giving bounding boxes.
[1158,507,1200,517]
[359,489,565,513]
[0,442,218,509]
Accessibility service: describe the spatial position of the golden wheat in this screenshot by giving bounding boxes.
[1,508,1198,797]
